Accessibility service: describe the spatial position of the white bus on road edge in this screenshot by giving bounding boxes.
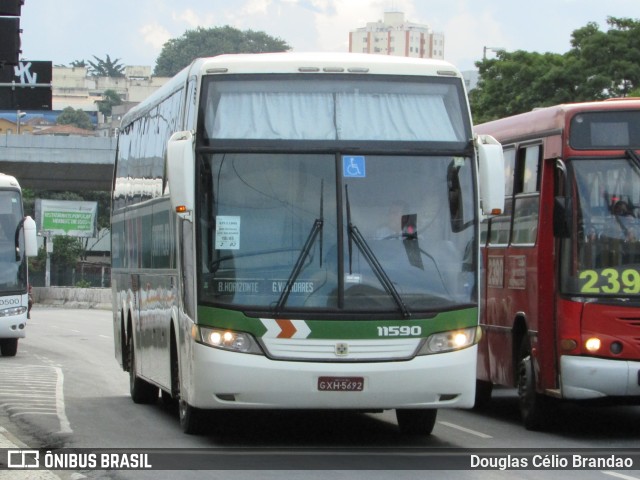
[0,173,38,356]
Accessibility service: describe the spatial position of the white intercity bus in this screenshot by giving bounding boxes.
[111,52,504,434]
[0,173,37,356]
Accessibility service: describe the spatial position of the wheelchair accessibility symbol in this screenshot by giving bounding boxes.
[343,156,366,178]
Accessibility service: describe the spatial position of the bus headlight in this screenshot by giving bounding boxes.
[0,306,27,317]
[417,326,479,355]
[193,326,263,355]
[585,337,601,353]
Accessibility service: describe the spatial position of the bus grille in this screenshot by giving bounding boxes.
[259,337,421,362]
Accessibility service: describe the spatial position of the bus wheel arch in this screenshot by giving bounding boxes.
[127,313,159,404]
[168,317,204,434]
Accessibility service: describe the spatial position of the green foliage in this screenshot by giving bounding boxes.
[470,51,571,124]
[95,89,123,117]
[470,17,640,123]
[56,107,94,130]
[29,236,84,272]
[154,25,290,77]
[88,55,125,77]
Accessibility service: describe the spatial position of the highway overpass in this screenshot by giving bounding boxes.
[0,135,116,191]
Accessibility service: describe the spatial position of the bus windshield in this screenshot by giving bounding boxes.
[563,155,640,296]
[202,75,469,143]
[198,152,476,316]
[0,190,27,293]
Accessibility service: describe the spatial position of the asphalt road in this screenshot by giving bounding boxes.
[1,307,639,480]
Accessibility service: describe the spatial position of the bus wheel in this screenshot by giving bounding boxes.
[128,339,158,404]
[179,399,203,435]
[0,339,18,357]
[172,345,204,435]
[396,409,437,435]
[474,380,493,409]
[517,339,548,430]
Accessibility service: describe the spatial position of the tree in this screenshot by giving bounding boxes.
[470,50,572,124]
[567,17,640,99]
[56,107,94,130]
[70,60,87,68]
[154,25,290,77]
[470,17,640,123]
[88,54,125,77]
[95,89,122,117]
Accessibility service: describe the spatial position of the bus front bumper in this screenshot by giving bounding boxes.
[0,315,27,338]
[560,355,640,400]
[188,343,477,410]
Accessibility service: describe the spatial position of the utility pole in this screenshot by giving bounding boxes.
[483,46,505,60]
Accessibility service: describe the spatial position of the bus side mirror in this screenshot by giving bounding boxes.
[24,216,37,257]
[476,134,505,216]
[167,131,195,221]
[553,196,573,238]
[14,216,37,261]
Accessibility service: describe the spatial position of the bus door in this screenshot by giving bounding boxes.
[484,144,542,387]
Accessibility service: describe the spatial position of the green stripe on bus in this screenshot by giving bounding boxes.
[196,306,477,340]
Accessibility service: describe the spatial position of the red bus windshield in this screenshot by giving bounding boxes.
[562,155,640,296]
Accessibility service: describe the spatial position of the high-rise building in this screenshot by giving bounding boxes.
[349,11,444,60]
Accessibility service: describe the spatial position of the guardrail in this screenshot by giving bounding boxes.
[32,287,112,310]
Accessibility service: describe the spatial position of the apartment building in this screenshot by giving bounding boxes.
[349,11,444,60]
[52,65,169,112]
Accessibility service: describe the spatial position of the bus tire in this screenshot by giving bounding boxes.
[179,400,204,435]
[0,339,18,357]
[128,339,158,404]
[474,379,493,409]
[517,338,548,430]
[396,409,437,435]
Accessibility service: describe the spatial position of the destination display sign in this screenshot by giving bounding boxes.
[212,279,315,295]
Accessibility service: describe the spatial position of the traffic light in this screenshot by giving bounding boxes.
[0,0,24,66]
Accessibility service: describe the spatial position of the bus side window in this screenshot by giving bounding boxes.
[512,145,541,245]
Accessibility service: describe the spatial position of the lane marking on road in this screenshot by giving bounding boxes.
[437,421,493,439]
[0,364,72,434]
[603,472,640,480]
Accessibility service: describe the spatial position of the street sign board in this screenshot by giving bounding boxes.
[35,199,98,238]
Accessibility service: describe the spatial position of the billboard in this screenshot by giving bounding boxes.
[35,199,98,238]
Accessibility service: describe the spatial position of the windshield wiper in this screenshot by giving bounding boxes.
[274,181,324,314]
[345,185,411,319]
[627,149,640,170]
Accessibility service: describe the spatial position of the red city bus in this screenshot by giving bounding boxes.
[474,98,640,429]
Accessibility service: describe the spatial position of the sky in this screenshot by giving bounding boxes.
[17,0,640,72]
